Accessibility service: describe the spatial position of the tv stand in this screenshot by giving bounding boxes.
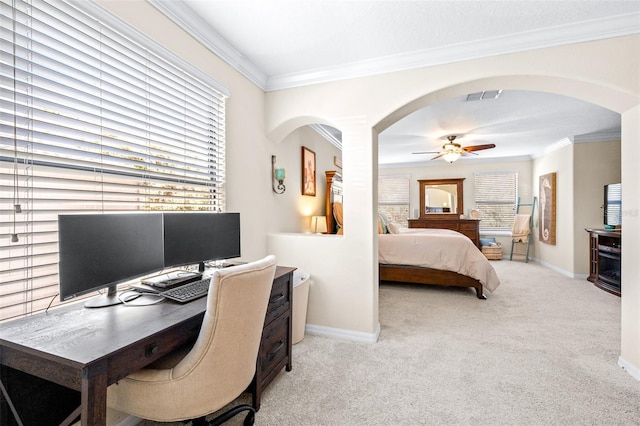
[586,228,621,296]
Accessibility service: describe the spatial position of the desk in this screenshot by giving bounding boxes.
[0,266,294,426]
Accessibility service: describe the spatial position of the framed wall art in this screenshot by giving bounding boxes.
[301,146,316,196]
[539,172,556,245]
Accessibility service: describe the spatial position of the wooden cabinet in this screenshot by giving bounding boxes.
[408,218,481,249]
[586,229,621,296]
[250,266,295,410]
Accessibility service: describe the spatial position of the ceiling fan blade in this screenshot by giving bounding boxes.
[461,151,478,156]
[412,151,440,155]
[462,143,496,152]
[430,153,445,160]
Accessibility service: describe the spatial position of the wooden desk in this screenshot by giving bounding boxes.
[0,266,294,425]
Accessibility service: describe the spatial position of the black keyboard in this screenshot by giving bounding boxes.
[160,278,210,303]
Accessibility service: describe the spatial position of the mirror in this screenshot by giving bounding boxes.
[418,178,464,219]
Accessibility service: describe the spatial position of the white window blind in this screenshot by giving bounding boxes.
[378,175,409,228]
[0,0,228,321]
[474,171,518,231]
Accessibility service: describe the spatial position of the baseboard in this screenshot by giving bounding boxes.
[618,356,640,381]
[305,322,380,343]
[531,257,588,279]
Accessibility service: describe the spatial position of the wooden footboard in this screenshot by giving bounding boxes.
[379,264,486,299]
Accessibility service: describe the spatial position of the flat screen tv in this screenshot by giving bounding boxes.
[604,183,622,227]
[163,212,241,272]
[58,213,164,307]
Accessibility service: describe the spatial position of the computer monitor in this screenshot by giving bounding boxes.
[163,212,241,272]
[58,213,164,307]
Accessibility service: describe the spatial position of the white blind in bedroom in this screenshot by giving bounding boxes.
[473,171,518,231]
[378,175,410,228]
[0,0,228,321]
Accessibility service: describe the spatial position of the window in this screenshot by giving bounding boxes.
[0,0,228,321]
[474,171,518,232]
[378,175,409,228]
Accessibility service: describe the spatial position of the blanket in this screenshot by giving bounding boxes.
[379,228,501,292]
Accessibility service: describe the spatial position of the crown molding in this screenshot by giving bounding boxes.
[265,12,640,91]
[147,2,639,93]
[147,0,268,89]
[574,131,622,143]
[310,124,342,150]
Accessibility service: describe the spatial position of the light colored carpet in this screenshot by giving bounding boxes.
[139,260,640,425]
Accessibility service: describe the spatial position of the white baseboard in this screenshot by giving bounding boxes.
[531,257,589,279]
[305,322,380,343]
[618,356,640,381]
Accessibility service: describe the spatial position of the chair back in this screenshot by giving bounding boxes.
[176,255,276,396]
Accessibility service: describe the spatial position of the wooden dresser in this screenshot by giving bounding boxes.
[408,218,481,249]
[250,266,296,409]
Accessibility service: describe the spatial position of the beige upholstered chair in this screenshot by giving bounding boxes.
[107,255,277,425]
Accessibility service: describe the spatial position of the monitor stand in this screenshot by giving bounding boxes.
[84,285,123,308]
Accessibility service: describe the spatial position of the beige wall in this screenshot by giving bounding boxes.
[270,127,341,233]
[573,141,622,274]
[266,36,640,374]
[96,1,640,378]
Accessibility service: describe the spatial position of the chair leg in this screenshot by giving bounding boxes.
[208,404,256,426]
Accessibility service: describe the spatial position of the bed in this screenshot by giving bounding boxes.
[378,228,501,299]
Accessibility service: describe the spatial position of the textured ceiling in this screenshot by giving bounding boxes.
[153,0,639,164]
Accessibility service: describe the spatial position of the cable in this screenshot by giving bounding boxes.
[118,290,165,306]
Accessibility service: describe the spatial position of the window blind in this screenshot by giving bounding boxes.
[378,175,409,228]
[0,0,228,321]
[474,171,518,231]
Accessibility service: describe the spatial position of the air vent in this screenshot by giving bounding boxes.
[466,90,502,101]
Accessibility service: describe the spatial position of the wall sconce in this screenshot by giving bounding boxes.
[311,216,328,234]
[272,155,286,194]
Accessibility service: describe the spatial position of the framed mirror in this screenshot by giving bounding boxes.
[418,178,464,219]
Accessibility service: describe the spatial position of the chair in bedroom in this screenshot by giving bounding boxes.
[509,197,537,263]
[107,255,277,426]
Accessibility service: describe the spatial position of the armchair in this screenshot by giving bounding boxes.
[107,255,277,425]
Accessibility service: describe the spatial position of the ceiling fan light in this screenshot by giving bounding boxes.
[442,151,461,163]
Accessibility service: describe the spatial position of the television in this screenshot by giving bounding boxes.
[58,213,164,307]
[163,212,241,272]
[604,183,622,227]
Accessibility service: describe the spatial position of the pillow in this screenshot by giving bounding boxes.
[377,216,384,234]
[480,237,496,247]
[378,212,390,234]
[387,222,400,234]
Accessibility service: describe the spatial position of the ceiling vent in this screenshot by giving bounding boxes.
[466,90,502,101]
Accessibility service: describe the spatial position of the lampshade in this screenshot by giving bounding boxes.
[311,216,327,234]
[442,151,461,163]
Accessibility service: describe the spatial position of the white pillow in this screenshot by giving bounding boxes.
[387,222,400,234]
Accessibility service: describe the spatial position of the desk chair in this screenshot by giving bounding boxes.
[107,255,277,426]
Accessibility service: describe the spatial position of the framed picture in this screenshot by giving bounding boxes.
[301,146,316,196]
[539,172,556,245]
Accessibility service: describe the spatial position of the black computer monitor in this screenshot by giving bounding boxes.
[163,212,241,272]
[58,213,164,307]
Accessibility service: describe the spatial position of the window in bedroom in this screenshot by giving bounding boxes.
[378,174,410,228]
[0,0,228,321]
[473,171,518,232]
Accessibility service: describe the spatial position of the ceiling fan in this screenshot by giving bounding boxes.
[413,135,496,163]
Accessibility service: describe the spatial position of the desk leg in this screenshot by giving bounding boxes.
[81,362,108,426]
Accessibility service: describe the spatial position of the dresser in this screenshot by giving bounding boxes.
[408,218,481,249]
[250,266,296,410]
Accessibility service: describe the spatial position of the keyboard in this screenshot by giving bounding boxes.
[160,278,210,303]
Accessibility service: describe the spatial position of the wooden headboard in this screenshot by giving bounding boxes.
[325,170,343,234]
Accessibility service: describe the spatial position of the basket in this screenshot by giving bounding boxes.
[482,245,502,260]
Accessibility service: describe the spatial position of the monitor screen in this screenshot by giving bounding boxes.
[58,213,164,307]
[163,212,241,270]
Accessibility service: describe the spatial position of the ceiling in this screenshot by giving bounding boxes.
[151,1,639,165]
